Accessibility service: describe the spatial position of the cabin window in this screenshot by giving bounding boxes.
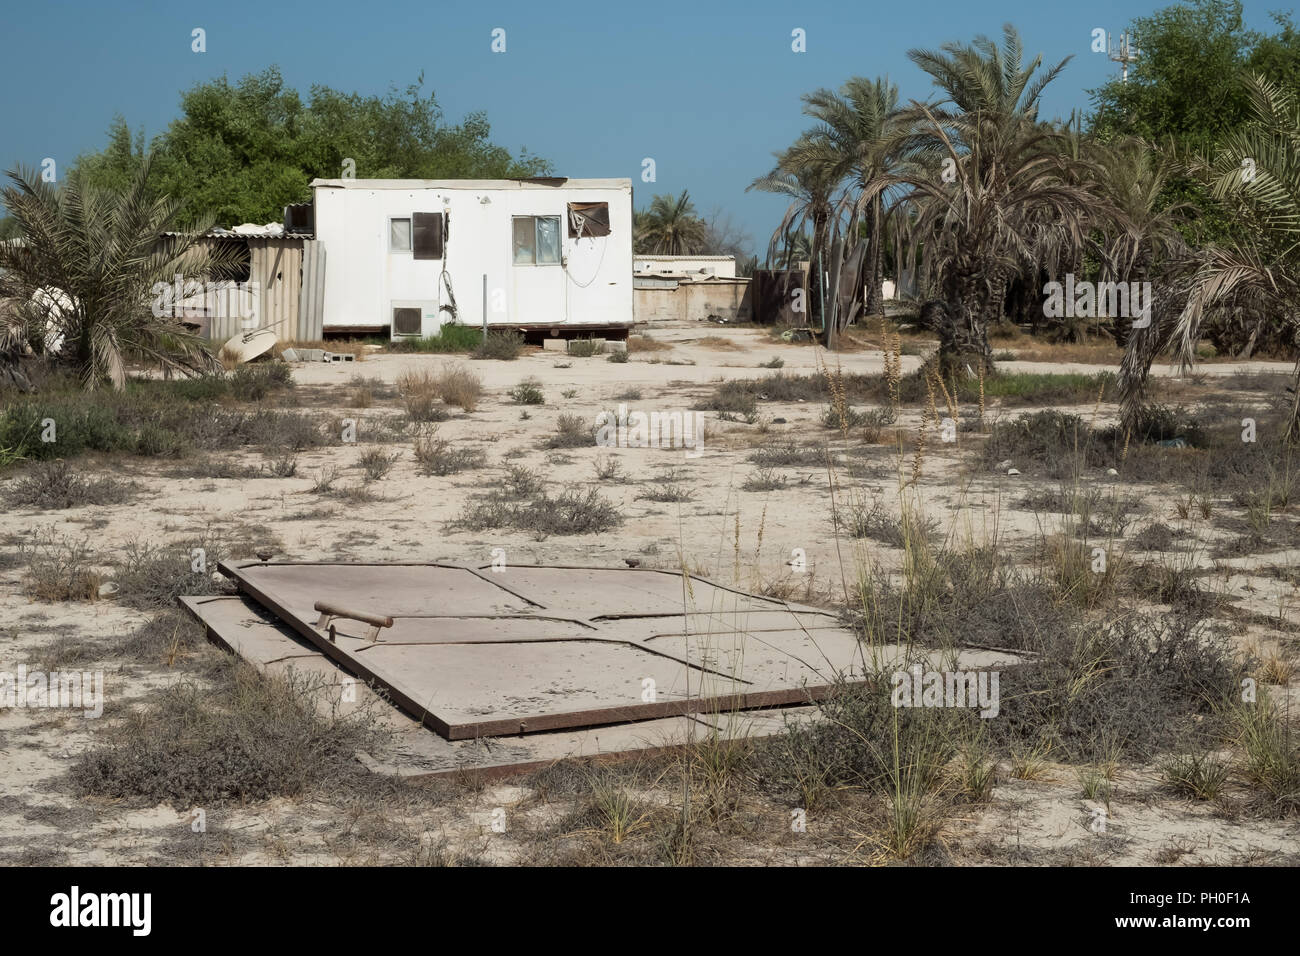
[567,202,610,238]
[512,216,561,265]
[412,212,445,260]
[389,218,411,253]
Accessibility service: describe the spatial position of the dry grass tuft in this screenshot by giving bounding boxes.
[628,334,671,353]
[435,362,484,411]
[19,529,102,602]
[695,335,744,351]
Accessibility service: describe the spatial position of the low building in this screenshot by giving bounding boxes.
[311,177,634,340]
[633,254,751,324]
[158,223,323,343]
[634,254,738,278]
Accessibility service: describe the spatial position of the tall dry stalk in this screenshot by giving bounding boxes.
[929,366,958,424]
[911,376,937,485]
[822,362,852,436]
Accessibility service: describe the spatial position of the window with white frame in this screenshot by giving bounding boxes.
[512,216,561,265]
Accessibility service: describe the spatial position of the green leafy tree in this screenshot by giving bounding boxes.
[75,68,552,228]
[1134,75,1300,437]
[1088,1,1300,248]
[1090,1,1262,149]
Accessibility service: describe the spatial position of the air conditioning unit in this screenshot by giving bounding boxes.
[392,307,422,336]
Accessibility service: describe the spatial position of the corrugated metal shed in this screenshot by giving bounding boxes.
[157,228,317,343]
[202,281,258,343]
[297,239,326,341]
[247,238,303,340]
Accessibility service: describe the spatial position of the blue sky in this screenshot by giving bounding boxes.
[0,0,1286,254]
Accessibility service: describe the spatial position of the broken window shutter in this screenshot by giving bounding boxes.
[567,202,611,238]
[412,212,445,259]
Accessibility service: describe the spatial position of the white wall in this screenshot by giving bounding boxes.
[313,179,633,337]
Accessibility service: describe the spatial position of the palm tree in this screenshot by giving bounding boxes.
[747,148,838,273]
[785,76,902,319]
[865,25,1095,368]
[633,190,710,255]
[780,230,813,271]
[0,280,35,391]
[1056,135,1197,415]
[0,156,238,389]
[1145,74,1300,438]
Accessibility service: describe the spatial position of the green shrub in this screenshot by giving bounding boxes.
[388,324,482,353]
[228,362,294,401]
[545,413,593,449]
[510,378,546,405]
[453,488,621,535]
[0,371,310,466]
[474,330,524,360]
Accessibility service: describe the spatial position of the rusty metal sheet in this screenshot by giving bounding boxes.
[227,562,535,622]
[179,594,825,780]
[462,564,812,618]
[213,561,1019,742]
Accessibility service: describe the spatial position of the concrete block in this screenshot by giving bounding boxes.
[607,340,627,353]
[543,338,567,352]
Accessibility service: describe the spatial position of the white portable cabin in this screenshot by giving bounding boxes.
[310,178,633,339]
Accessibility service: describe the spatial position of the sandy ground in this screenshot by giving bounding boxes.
[1,320,1297,865]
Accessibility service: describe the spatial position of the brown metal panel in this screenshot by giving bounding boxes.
[180,593,829,781]
[567,201,611,237]
[752,269,807,326]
